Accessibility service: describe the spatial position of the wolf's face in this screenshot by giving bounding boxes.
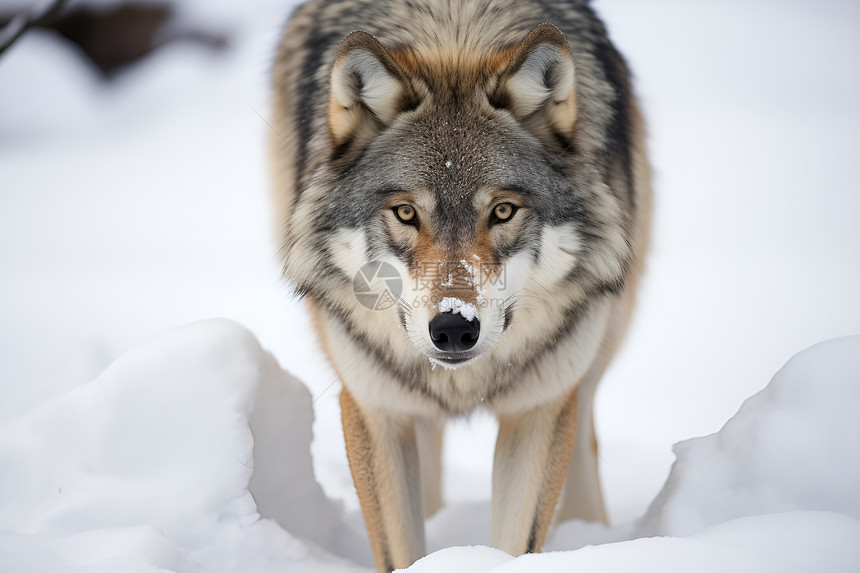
[328,107,586,369]
[286,26,632,372]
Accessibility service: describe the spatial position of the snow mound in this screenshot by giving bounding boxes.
[639,335,860,536]
[0,319,365,572]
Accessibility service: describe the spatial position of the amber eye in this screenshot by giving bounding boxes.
[492,202,517,223]
[394,204,416,224]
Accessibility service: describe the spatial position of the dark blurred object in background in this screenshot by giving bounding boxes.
[0,0,229,77]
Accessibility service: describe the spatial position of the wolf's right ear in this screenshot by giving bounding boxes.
[328,31,417,148]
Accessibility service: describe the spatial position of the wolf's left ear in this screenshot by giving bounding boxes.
[492,24,577,141]
[328,31,417,148]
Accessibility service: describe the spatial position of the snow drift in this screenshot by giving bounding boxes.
[0,319,366,572]
[1,322,858,571]
[639,335,860,537]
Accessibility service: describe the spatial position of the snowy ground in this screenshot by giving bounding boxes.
[1,0,859,571]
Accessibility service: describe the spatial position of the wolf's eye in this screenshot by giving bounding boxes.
[394,204,417,224]
[491,203,517,224]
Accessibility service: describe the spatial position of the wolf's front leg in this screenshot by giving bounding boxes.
[340,387,426,572]
[491,389,578,555]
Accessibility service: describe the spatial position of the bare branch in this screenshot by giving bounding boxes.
[0,0,67,58]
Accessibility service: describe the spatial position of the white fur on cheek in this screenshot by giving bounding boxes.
[329,228,368,279]
[499,250,533,306]
[530,224,581,290]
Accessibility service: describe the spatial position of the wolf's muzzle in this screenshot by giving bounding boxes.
[429,312,480,352]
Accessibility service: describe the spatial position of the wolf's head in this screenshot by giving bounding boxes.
[282,24,634,372]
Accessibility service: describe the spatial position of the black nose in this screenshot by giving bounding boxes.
[429,312,480,352]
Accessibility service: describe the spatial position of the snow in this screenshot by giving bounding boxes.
[438,297,478,321]
[0,319,373,572]
[1,0,860,571]
[1,323,859,571]
[639,336,860,538]
[458,257,487,303]
[409,512,860,573]
[0,319,352,571]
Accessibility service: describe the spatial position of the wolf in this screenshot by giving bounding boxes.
[270,0,650,570]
